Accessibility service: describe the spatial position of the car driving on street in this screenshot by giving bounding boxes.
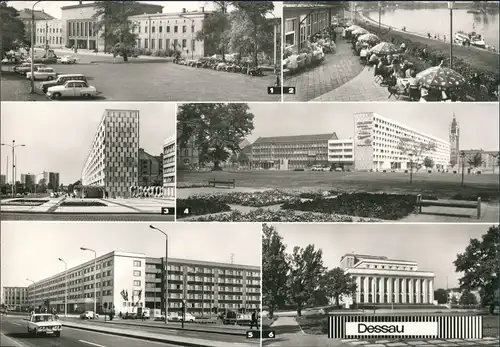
[79,311,98,319]
[26,313,62,337]
[46,80,98,99]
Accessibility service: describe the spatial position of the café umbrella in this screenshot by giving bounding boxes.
[346,25,361,31]
[415,65,466,90]
[369,42,399,55]
[352,28,369,36]
[357,33,381,44]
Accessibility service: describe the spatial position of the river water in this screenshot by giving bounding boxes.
[366,8,499,49]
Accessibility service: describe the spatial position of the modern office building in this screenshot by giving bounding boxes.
[162,136,176,198]
[43,172,60,191]
[327,138,354,170]
[353,112,450,171]
[340,254,435,306]
[20,174,36,187]
[3,287,29,311]
[81,109,140,198]
[138,148,163,187]
[35,19,64,48]
[144,257,261,315]
[129,7,213,58]
[17,8,55,45]
[60,1,163,51]
[251,133,338,170]
[26,251,146,314]
[0,174,6,185]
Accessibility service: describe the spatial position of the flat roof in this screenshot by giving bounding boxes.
[253,133,338,144]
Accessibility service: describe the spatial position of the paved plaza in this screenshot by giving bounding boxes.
[1,48,279,102]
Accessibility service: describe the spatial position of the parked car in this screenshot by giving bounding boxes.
[58,55,77,64]
[46,80,98,99]
[39,73,87,93]
[26,67,57,81]
[14,63,45,75]
[80,311,98,319]
[179,313,196,323]
[26,313,62,337]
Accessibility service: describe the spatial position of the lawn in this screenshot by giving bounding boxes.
[1,199,48,206]
[178,171,500,202]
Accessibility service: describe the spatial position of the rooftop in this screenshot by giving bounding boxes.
[18,8,55,21]
[253,133,338,145]
[342,253,417,264]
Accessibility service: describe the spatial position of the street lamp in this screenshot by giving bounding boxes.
[26,279,36,312]
[31,0,42,94]
[408,152,414,184]
[178,14,194,60]
[378,1,382,30]
[80,247,97,317]
[448,1,454,68]
[58,258,68,317]
[1,141,26,198]
[460,150,466,187]
[149,225,168,325]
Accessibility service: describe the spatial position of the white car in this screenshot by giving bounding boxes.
[26,67,57,81]
[180,313,196,322]
[46,80,98,99]
[80,311,99,319]
[59,55,77,64]
[26,313,62,337]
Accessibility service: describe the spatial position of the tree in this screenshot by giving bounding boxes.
[459,290,478,306]
[92,1,138,59]
[423,156,434,169]
[176,103,255,170]
[320,268,357,309]
[232,1,274,67]
[262,224,290,318]
[0,2,26,56]
[450,295,458,305]
[196,2,231,60]
[288,244,325,316]
[454,225,499,314]
[434,288,448,304]
[467,152,484,169]
[398,137,437,171]
[237,151,249,166]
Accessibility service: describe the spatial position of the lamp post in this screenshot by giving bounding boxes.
[58,258,68,317]
[460,150,465,187]
[149,225,168,325]
[408,152,414,184]
[80,247,97,317]
[448,1,454,68]
[1,141,26,198]
[179,14,195,60]
[26,279,36,312]
[378,1,382,30]
[31,0,42,94]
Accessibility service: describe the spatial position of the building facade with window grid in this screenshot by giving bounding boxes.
[3,287,29,311]
[35,20,64,48]
[129,8,213,59]
[26,251,146,315]
[81,109,140,198]
[145,258,261,316]
[163,136,176,198]
[251,133,338,170]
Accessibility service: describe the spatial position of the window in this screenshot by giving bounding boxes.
[133,260,141,267]
[152,26,155,33]
[144,38,148,49]
[285,18,296,49]
[134,270,141,276]
[159,39,163,50]
[174,26,178,33]
[191,25,195,33]
[182,25,186,33]
[173,39,178,48]
[182,39,186,49]
[151,39,155,50]
[159,26,163,33]
[166,26,170,33]
[133,280,141,286]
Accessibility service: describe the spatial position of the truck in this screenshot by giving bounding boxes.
[222,311,252,326]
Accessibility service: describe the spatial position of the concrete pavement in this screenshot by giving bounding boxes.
[0,212,175,221]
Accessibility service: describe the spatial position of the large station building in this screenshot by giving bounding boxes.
[340,254,435,306]
[25,251,260,316]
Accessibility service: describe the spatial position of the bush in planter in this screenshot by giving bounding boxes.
[176,197,231,216]
[428,170,432,173]
[451,193,491,202]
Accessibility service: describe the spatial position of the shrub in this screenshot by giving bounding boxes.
[451,193,491,202]
[176,197,231,216]
[60,201,107,207]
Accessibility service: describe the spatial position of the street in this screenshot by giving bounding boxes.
[1,49,279,102]
[0,213,175,221]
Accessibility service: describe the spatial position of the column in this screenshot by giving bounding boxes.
[387,277,392,303]
[416,279,421,303]
[380,277,385,304]
[371,277,376,303]
[363,277,369,303]
[401,278,407,303]
[429,279,434,303]
[422,279,428,304]
[409,278,414,303]
[356,276,361,304]
[394,278,399,303]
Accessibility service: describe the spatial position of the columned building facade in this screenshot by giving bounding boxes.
[341,254,435,305]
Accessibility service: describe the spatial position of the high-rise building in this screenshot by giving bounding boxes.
[449,115,460,168]
[21,173,36,187]
[163,136,176,198]
[0,174,6,185]
[3,286,29,311]
[145,257,261,315]
[81,109,140,198]
[43,172,60,191]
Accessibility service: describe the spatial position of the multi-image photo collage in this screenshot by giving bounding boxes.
[0,1,498,347]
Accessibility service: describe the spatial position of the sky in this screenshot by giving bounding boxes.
[0,222,261,294]
[268,223,494,290]
[244,103,499,151]
[10,1,282,19]
[0,103,175,185]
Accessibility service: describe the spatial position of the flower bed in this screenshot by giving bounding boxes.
[60,201,107,207]
[189,190,296,207]
[299,190,339,199]
[1,199,49,206]
[281,193,426,220]
[176,197,231,217]
[189,209,380,222]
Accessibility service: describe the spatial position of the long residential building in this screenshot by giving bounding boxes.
[81,109,140,198]
[251,133,338,170]
[340,254,435,306]
[163,136,176,198]
[3,287,29,311]
[25,252,260,316]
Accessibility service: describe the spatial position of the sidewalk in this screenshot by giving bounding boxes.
[62,320,255,347]
[284,39,364,101]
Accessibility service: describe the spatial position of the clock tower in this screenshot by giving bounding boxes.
[449,114,460,168]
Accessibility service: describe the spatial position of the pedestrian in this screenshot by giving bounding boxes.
[142,312,145,321]
[249,310,258,329]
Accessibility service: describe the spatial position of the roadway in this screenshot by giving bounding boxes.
[0,213,175,221]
